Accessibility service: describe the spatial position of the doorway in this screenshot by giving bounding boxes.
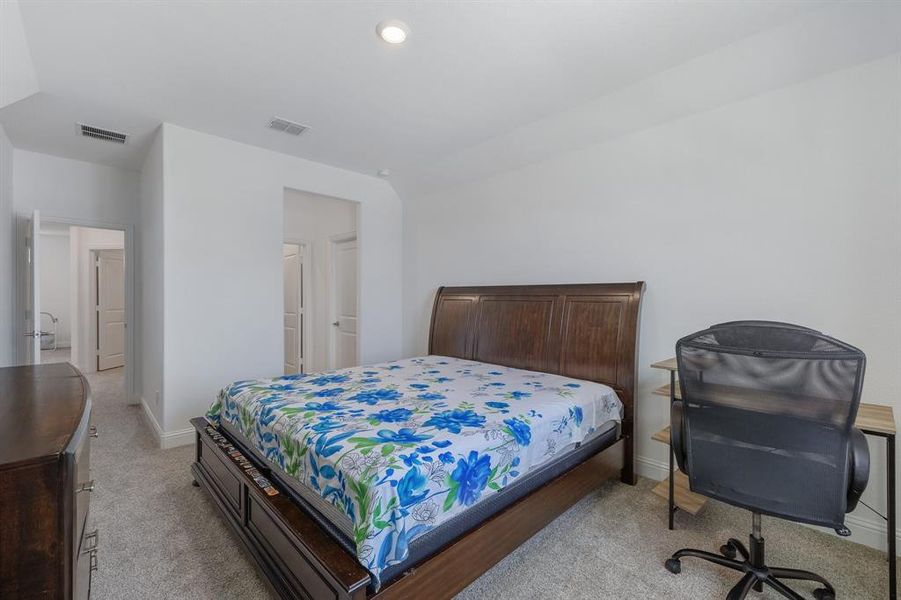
[283,189,359,374]
[18,212,130,383]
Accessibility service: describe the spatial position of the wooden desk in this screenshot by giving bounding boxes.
[650,358,897,600]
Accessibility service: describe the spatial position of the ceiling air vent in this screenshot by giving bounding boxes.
[78,123,128,144]
[267,117,308,136]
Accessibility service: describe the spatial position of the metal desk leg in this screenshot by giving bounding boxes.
[668,440,675,529]
[889,434,896,600]
[668,370,675,530]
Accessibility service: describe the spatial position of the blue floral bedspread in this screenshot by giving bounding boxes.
[206,355,622,587]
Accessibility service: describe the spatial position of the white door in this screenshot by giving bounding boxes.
[283,244,304,375]
[24,209,42,364]
[330,236,357,370]
[96,249,125,370]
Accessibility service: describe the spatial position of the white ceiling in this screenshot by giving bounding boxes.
[0,1,852,185]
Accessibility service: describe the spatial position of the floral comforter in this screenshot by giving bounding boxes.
[207,355,622,587]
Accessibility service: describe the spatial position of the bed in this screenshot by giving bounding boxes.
[191,282,644,600]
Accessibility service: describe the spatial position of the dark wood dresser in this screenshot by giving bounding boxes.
[0,363,96,599]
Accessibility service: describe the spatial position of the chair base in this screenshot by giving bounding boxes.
[665,530,837,600]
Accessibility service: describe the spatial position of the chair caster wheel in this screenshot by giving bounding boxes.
[664,558,681,574]
[192,480,200,487]
[720,543,737,559]
[813,589,835,600]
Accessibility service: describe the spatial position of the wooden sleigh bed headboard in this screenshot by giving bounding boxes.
[428,282,645,483]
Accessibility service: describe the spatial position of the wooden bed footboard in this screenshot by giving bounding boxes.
[191,417,623,600]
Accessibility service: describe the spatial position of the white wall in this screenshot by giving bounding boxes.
[68,226,124,372]
[139,128,165,426]
[38,230,70,347]
[159,124,402,434]
[284,189,357,373]
[13,149,139,225]
[0,126,13,366]
[404,55,901,550]
[0,0,39,110]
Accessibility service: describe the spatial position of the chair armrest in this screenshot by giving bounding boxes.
[847,427,870,512]
[671,400,687,474]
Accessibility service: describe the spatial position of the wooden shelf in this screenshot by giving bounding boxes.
[651,426,670,444]
[650,357,678,371]
[653,382,682,400]
[651,470,707,516]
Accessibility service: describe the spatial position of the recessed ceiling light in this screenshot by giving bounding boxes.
[376,20,409,45]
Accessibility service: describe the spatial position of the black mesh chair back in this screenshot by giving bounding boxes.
[676,320,866,529]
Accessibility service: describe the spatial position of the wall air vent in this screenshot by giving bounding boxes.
[78,123,128,144]
[268,117,308,136]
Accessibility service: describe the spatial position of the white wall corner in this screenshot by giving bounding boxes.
[139,396,163,443]
[140,396,193,449]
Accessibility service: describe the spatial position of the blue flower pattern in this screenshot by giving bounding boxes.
[207,356,622,589]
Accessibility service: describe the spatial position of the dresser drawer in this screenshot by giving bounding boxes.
[199,438,242,514]
[247,495,338,600]
[73,421,93,547]
[74,529,96,600]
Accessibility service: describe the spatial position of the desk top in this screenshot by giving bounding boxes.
[856,404,896,436]
[651,358,895,436]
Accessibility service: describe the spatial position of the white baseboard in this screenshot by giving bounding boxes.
[840,512,900,554]
[634,452,901,555]
[139,397,195,450]
[159,427,195,449]
[636,455,670,481]
[138,396,162,439]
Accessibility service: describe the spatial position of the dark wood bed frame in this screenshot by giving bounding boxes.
[191,282,645,600]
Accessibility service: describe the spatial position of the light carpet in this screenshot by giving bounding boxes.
[80,365,893,599]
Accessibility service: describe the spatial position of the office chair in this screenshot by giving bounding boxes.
[663,321,870,600]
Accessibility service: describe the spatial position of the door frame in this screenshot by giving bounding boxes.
[283,239,311,375]
[14,212,136,404]
[327,231,359,370]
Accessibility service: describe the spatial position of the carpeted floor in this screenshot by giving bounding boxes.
[81,365,894,599]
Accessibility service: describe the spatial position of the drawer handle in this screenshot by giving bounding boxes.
[81,529,99,554]
[89,425,99,438]
[77,480,95,493]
